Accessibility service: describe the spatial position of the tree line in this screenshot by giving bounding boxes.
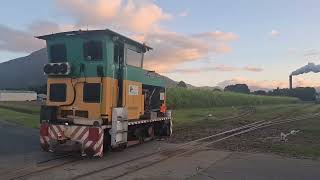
[177,81,317,101]
[224,84,317,101]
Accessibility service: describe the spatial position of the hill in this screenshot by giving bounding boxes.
[0,49,47,89]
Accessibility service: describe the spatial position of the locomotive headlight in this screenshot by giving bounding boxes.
[43,64,52,74]
[52,64,60,74]
[43,62,71,75]
[59,63,68,74]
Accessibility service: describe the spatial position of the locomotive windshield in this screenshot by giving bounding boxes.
[49,44,67,63]
[83,40,103,61]
[126,48,143,67]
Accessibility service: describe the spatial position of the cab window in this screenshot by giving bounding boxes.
[83,83,101,103]
[126,48,142,67]
[49,83,66,102]
[83,40,103,61]
[50,44,67,63]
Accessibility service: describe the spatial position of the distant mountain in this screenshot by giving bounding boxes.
[0,49,48,89]
[192,86,222,91]
[0,49,188,89]
[160,75,194,88]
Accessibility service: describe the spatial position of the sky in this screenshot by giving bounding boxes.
[1,0,320,89]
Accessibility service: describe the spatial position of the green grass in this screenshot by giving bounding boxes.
[167,88,300,109]
[0,108,39,128]
[270,144,320,159]
[173,104,313,128]
[173,106,246,127]
[302,129,320,136]
[0,102,40,114]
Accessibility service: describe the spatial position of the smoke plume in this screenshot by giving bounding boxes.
[291,62,320,76]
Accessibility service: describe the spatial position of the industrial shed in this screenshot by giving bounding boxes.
[0,90,37,101]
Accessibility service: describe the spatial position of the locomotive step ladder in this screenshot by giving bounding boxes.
[110,108,128,148]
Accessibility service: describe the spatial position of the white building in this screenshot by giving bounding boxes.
[0,90,37,101]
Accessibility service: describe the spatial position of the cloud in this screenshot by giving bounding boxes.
[0,21,63,53]
[0,22,238,71]
[304,49,320,57]
[27,21,61,35]
[170,65,263,74]
[269,30,280,37]
[293,77,320,87]
[195,31,239,41]
[0,0,238,73]
[179,9,189,17]
[55,0,171,33]
[137,28,238,72]
[243,66,263,72]
[0,21,78,53]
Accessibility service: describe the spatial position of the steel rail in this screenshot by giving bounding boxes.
[106,113,320,180]
[7,110,317,180]
[4,108,255,180]
[3,157,83,180]
[73,113,319,180]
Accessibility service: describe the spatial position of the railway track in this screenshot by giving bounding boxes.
[71,112,320,180]
[1,107,256,180]
[1,155,83,180]
[218,106,256,121]
[4,110,318,180]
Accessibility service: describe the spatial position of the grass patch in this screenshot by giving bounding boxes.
[173,104,314,128]
[167,88,299,109]
[270,144,320,159]
[0,102,40,114]
[173,106,243,126]
[0,108,39,128]
[302,129,320,136]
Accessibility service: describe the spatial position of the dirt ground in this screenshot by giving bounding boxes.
[211,118,320,160]
[170,104,320,160]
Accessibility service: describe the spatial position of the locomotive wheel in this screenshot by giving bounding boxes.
[162,121,172,136]
[41,144,50,152]
[103,132,112,152]
[134,127,145,144]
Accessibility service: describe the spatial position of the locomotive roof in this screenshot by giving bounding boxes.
[36,29,152,51]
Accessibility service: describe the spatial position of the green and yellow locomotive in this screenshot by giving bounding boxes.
[38,29,172,157]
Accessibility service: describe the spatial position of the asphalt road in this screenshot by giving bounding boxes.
[0,120,48,175]
[0,120,39,155]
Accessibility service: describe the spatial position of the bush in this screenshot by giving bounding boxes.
[269,87,316,101]
[166,88,299,109]
[224,84,250,94]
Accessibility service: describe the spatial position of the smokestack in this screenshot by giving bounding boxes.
[290,62,320,89]
[289,75,293,89]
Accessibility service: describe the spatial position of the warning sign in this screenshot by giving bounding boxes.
[129,85,139,95]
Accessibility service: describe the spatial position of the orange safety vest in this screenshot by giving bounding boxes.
[160,104,167,113]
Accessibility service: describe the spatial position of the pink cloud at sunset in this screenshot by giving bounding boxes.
[169,65,263,74]
[55,0,170,33]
